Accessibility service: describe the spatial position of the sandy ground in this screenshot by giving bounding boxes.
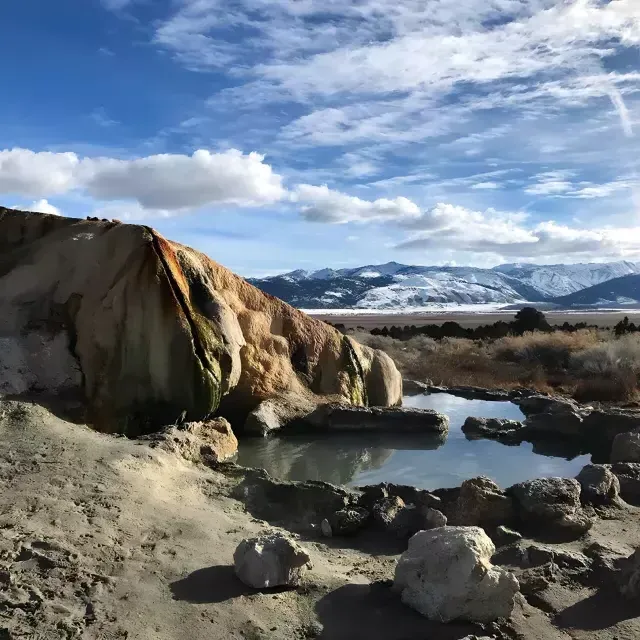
[2,399,640,639]
[308,311,640,329]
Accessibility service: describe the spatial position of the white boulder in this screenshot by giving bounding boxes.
[393,526,519,623]
[233,533,311,589]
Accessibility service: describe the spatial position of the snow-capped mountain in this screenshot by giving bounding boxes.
[249,261,640,310]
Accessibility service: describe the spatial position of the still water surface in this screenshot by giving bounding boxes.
[236,394,591,490]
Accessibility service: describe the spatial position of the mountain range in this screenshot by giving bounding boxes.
[249,261,640,310]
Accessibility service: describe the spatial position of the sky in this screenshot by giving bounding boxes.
[1,0,640,276]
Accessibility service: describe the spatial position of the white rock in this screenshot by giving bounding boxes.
[393,526,519,623]
[234,533,311,589]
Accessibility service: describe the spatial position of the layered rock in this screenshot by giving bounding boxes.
[0,208,401,434]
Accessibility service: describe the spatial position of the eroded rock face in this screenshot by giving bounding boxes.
[576,464,621,505]
[611,431,640,463]
[611,462,640,504]
[393,526,520,622]
[508,477,593,539]
[0,209,402,434]
[303,404,449,434]
[233,533,311,588]
[448,477,515,530]
[515,395,579,416]
[145,418,238,464]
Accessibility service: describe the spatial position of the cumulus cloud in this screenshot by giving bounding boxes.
[82,150,285,209]
[0,149,79,197]
[395,203,640,260]
[0,148,285,212]
[20,199,62,216]
[292,184,420,223]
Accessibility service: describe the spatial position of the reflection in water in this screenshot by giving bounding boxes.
[236,432,446,485]
[237,394,592,490]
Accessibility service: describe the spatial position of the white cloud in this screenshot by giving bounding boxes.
[395,202,640,260]
[81,149,285,209]
[471,182,500,190]
[90,108,118,128]
[0,149,79,197]
[20,199,62,216]
[292,184,420,223]
[0,148,285,212]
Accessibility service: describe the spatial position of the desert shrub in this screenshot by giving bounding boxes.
[569,334,640,401]
[492,330,599,372]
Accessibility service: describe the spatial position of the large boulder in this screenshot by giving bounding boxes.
[0,209,402,434]
[576,464,621,505]
[508,477,593,539]
[448,477,515,530]
[393,526,519,622]
[233,533,311,588]
[610,431,640,463]
[521,410,584,439]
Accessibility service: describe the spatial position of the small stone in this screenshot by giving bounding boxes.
[234,533,311,589]
[320,519,332,538]
[494,525,522,546]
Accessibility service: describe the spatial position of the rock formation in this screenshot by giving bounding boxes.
[0,208,401,434]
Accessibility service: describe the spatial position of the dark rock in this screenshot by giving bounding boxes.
[373,496,405,530]
[448,477,515,530]
[518,562,561,596]
[611,462,640,504]
[303,404,449,434]
[610,431,640,463]
[325,507,370,536]
[576,464,621,505]
[521,410,584,439]
[372,497,446,538]
[515,395,580,416]
[357,483,442,512]
[462,417,523,442]
[508,477,594,539]
[427,385,512,402]
[584,541,630,586]
[402,379,432,395]
[583,409,640,443]
[523,543,590,571]
[618,548,640,599]
[228,465,356,530]
[494,525,522,546]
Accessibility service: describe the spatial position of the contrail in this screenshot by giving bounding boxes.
[607,83,633,138]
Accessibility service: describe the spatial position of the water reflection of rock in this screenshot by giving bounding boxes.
[236,433,447,486]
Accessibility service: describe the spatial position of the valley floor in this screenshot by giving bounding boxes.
[2,400,640,639]
[309,311,640,330]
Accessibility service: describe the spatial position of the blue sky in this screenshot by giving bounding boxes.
[1,0,640,276]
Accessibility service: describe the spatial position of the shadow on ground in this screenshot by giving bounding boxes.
[170,565,250,604]
[315,581,481,640]
[554,590,637,631]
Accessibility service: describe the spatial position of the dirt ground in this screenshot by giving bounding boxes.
[309,311,640,330]
[2,400,640,640]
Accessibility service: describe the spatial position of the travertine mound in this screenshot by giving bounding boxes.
[0,208,401,434]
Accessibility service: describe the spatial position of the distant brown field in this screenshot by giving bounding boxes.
[308,311,640,330]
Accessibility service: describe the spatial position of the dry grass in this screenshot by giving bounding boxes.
[354,329,640,402]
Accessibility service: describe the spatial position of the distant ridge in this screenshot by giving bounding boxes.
[249,261,640,310]
[553,273,640,307]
